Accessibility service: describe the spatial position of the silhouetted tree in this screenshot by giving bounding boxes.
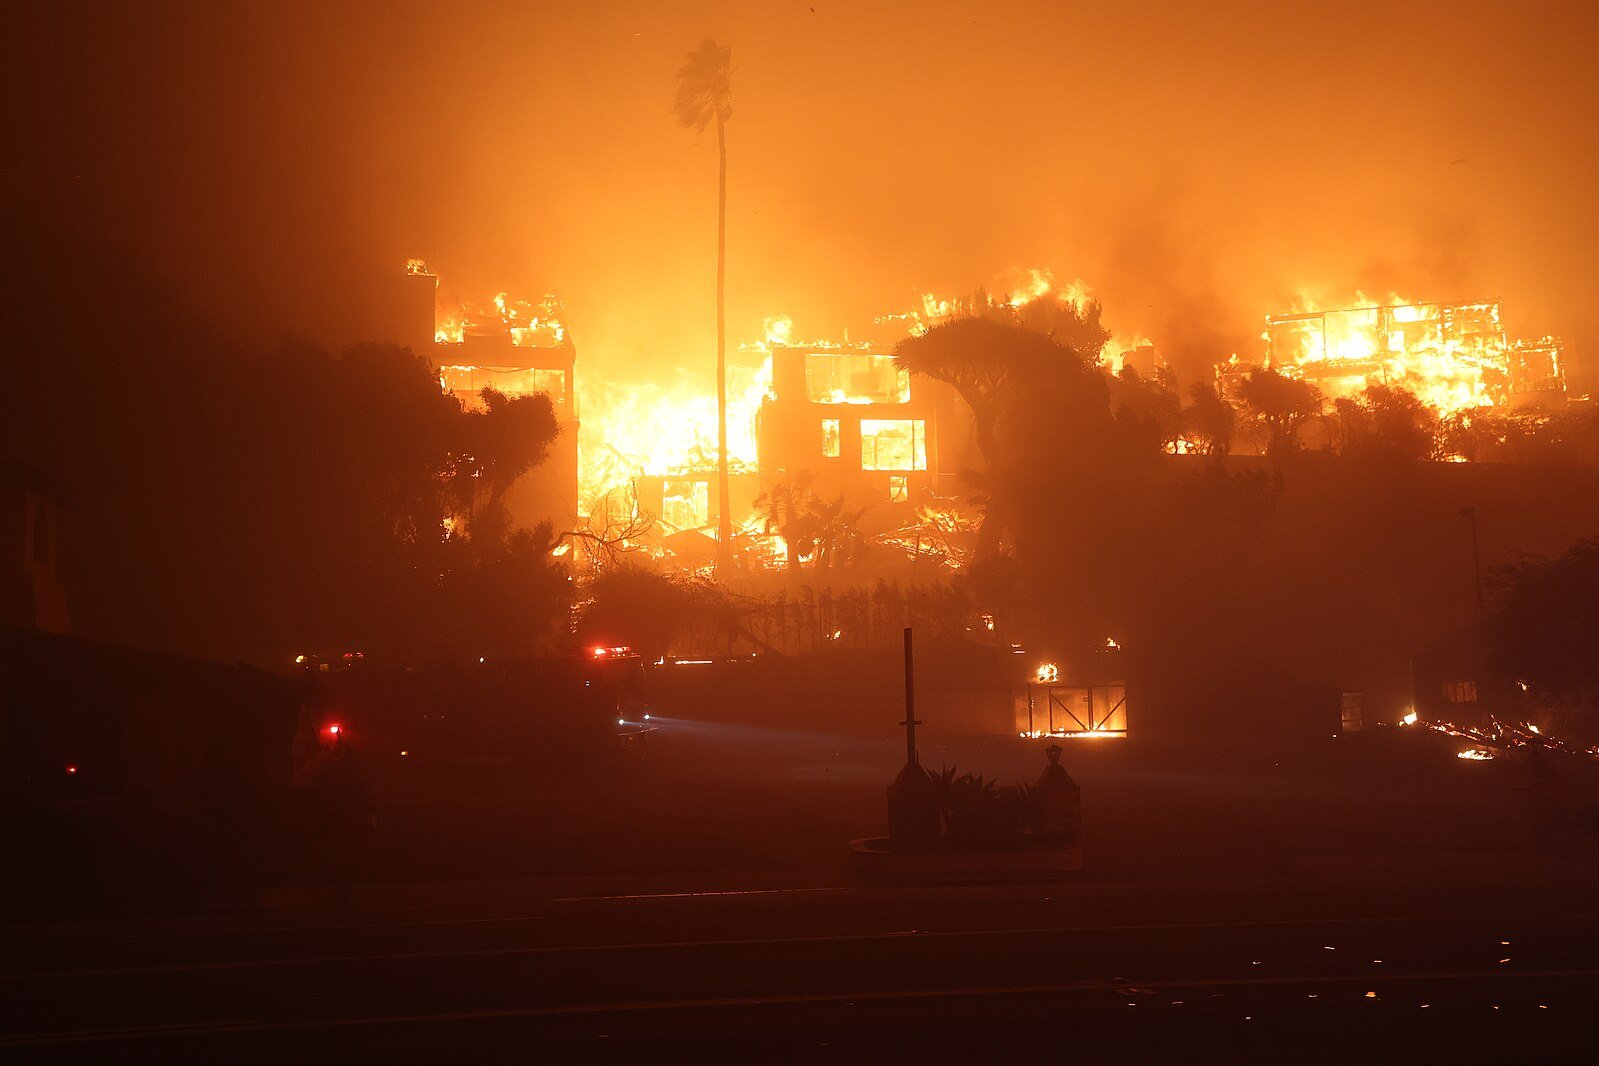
[894,316,1109,561]
[1487,538,1599,731]
[434,524,569,659]
[1238,368,1322,456]
[754,470,821,570]
[1107,366,1183,453]
[1329,384,1439,461]
[1179,381,1237,456]
[1437,409,1527,463]
[1001,294,1113,358]
[1532,405,1599,466]
[1,239,569,663]
[810,496,865,571]
[579,566,734,658]
[674,38,734,572]
[452,387,559,543]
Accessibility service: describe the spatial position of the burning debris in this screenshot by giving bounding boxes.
[1225,296,1567,418]
[1400,711,1598,763]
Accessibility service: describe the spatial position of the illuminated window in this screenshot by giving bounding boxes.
[439,366,567,412]
[821,418,840,458]
[1443,680,1478,703]
[860,419,926,471]
[804,353,910,405]
[888,475,909,502]
[661,480,709,531]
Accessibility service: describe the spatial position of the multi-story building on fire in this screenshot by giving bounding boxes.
[399,262,580,534]
[630,340,982,553]
[755,340,979,509]
[1247,298,1567,414]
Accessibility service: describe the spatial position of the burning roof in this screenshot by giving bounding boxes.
[435,291,568,349]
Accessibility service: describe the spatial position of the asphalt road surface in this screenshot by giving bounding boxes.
[5,870,1596,1061]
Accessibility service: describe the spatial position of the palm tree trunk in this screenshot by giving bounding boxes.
[714,114,732,570]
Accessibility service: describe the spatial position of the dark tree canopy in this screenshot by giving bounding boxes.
[2,235,567,664]
[1487,538,1599,726]
[1238,368,1322,456]
[1330,384,1439,462]
[673,38,732,132]
[894,315,1108,468]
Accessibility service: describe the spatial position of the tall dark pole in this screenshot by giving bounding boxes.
[901,627,919,766]
[887,625,936,849]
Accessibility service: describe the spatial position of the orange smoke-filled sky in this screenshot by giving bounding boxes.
[15,0,1599,386]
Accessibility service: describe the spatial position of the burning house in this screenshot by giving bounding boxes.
[755,339,979,510]
[624,331,984,568]
[1234,297,1568,415]
[400,261,581,533]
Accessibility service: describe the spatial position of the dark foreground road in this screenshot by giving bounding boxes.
[5,867,1597,1061]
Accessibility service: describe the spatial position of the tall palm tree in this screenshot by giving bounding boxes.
[674,38,734,570]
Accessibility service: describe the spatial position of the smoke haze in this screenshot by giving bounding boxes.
[11,1,1598,387]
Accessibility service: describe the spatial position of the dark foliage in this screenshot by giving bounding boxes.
[1,234,565,664]
[1487,538,1599,728]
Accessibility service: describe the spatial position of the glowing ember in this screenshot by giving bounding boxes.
[1457,748,1494,761]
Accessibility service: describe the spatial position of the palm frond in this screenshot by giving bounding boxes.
[673,38,733,132]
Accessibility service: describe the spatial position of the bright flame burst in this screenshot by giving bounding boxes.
[1259,292,1543,417]
[571,271,1149,519]
[887,268,1153,372]
[434,291,566,347]
[424,260,1563,546]
[576,352,772,517]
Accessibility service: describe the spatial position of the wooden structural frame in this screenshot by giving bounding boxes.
[1015,681,1128,738]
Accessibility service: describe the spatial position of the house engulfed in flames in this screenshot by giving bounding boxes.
[399,258,1575,569]
[401,260,579,534]
[395,263,1156,569]
[1222,297,1567,417]
[629,326,983,567]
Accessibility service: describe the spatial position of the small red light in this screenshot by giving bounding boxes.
[65,764,78,775]
[592,647,606,658]
[327,724,342,736]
